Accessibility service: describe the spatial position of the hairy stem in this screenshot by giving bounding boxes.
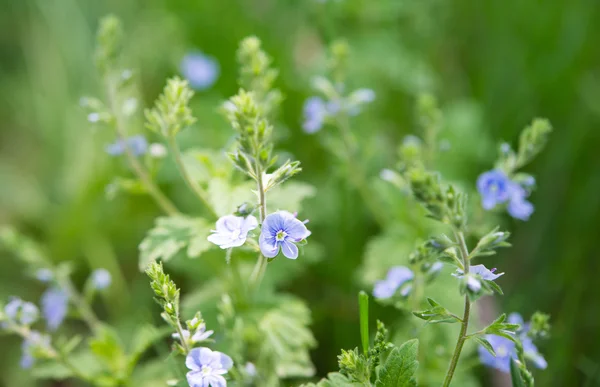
[442,230,471,387]
[105,80,180,216]
[174,299,190,354]
[167,137,216,218]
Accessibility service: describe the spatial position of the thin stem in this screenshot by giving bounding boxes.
[337,115,388,227]
[167,137,217,218]
[174,300,190,354]
[61,278,102,333]
[249,157,268,290]
[442,230,471,387]
[105,79,180,216]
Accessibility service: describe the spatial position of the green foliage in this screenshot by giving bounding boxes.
[138,216,212,270]
[145,77,196,138]
[376,339,420,387]
[413,298,461,324]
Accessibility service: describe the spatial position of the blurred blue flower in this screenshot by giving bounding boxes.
[41,288,68,331]
[4,298,39,326]
[186,347,233,387]
[105,135,148,156]
[453,264,504,292]
[20,331,51,369]
[259,211,311,259]
[509,313,548,369]
[181,51,220,90]
[208,215,258,249]
[302,97,328,133]
[347,88,376,115]
[477,170,511,210]
[373,266,414,299]
[91,269,112,290]
[35,269,53,282]
[507,184,534,221]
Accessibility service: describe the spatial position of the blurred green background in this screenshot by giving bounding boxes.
[1,0,599,386]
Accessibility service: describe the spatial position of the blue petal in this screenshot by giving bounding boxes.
[41,288,69,331]
[259,232,279,258]
[281,240,298,259]
[181,52,220,90]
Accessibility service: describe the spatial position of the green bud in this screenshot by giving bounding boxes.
[94,15,123,75]
[516,118,552,168]
[471,227,511,258]
[529,311,551,339]
[145,77,196,137]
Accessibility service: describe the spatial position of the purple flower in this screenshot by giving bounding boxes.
[91,269,112,290]
[181,52,220,90]
[105,135,147,156]
[208,215,258,249]
[20,331,51,369]
[259,211,311,259]
[373,266,414,299]
[4,298,39,325]
[453,264,504,292]
[41,288,69,331]
[477,170,512,210]
[507,184,534,221]
[302,97,328,134]
[186,347,233,387]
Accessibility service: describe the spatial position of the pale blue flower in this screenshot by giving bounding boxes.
[105,135,147,156]
[507,184,534,221]
[91,269,112,290]
[208,215,258,249]
[302,97,328,133]
[453,264,504,292]
[373,266,414,299]
[477,170,511,210]
[20,331,51,369]
[259,211,311,259]
[172,322,213,344]
[4,298,39,325]
[181,51,220,90]
[509,313,547,370]
[186,347,233,387]
[35,269,53,282]
[347,88,376,115]
[41,288,68,331]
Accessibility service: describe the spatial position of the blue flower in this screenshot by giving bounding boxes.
[259,211,311,259]
[172,322,214,344]
[181,51,220,90]
[91,269,112,290]
[477,170,512,210]
[347,88,376,115]
[453,264,504,292]
[208,215,259,249]
[4,298,39,326]
[507,184,534,221]
[35,269,53,282]
[302,97,328,134]
[478,313,547,373]
[41,288,69,331]
[186,347,233,387]
[20,331,51,369]
[373,266,414,299]
[105,135,148,156]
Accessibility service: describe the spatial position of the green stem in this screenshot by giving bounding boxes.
[174,300,190,354]
[249,157,268,291]
[167,137,217,218]
[337,115,388,227]
[61,278,102,333]
[442,230,471,387]
[105,80,180,216]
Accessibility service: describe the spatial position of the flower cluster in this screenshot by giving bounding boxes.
[477,169,534,220]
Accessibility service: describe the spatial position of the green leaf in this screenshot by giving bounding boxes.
[138,216,212,270]
[267,181,316,213]
[89,326,128,376]
[510,358,526,387]
[376,339,419,387]
[473,336,495,357]
[413,298,461,324]
[207,178,254,216]
[127,325,171,370]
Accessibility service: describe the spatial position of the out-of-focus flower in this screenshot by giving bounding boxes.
[259,211,311,259]
[20,331,51,369]
[507,184,534,221]
[35,269,53,283]
[41,288,69,331]
[453,264,504,292]
[105,135,148,156]
[181,51,220,90]
[373,266,414,299]
[149,143,168,158]
[172,322,214,344]
[186,347,233,387]
[208,215,258,249]
[302,97,328,133]
[91,269,112,290]
[4,298,39,325]
[477,170,511,210]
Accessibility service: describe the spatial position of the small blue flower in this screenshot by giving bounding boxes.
[172,322,214,344]
[507,184,534,221]
[91,269,112,290]
[453,264,504,292]
[35,269,54,282]
[259,211,311,259]
[4,298,39,326]
[477,170,512,210]
[208,215,259,249]
[186,347,233,387]
[373,266,414,299]
[41,288,69,331]
[20,331,51,369]
[105,135,148,156]
[508,313,547,369]
[478,334,516,373]
[302,97,328,134]
[181,51,220,90]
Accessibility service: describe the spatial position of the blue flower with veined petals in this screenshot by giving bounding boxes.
[181,51,220,90]
[105,135,147,156]
[91,269,112,290]
[186,347,233,387]
[41,287,69,331]
[477,170,511,210]
[373,266,414,299]
[208,215,258,249]
[259,211,311,259]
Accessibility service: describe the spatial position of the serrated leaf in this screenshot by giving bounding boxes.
[376,339,419,387]
[510,358,526,387]
[473,336,495,357]
[413,298,460,324]
[138,216,212,270]
[207,178,254,216]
